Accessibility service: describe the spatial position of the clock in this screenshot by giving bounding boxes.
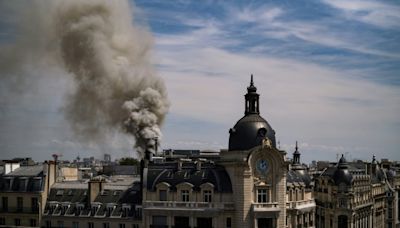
[256,159,268,174]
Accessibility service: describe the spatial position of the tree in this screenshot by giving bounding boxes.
[119,157,140,166]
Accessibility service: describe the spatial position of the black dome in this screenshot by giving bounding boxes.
[229,114,276,151]
[228,76,276,151]
[333,155,352,185]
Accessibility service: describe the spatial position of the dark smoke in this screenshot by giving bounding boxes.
[0,0,169,158]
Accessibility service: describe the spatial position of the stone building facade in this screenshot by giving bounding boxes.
[142,76,315,228]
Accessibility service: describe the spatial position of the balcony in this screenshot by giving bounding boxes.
[143,201,234,212]
[286,199,316,211]
[252,202,280,212]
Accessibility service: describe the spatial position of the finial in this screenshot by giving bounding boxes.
[295,141,298,151]
[250,74,254,86]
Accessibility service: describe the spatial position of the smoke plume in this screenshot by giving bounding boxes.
[0,0,169,158]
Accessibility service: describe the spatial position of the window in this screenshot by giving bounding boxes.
[2,197,8,211]
[103,222,110,228]
[119,224,126,228]
[257,189,268,203]
[203,190,212,202]
[88,222,94,228]
[159,190,167,201]
[153,216,167,226]
[0,217,5,225]
[181,190,189,202]
[15,218,21,226]
[45,221,51,228]
[17,197,23,212]
[339,198,347,208]
[57,221,64,228]
[31,197,39,212]
[72,221,79,228]
[226,217,232,228]
[30,219,37,227]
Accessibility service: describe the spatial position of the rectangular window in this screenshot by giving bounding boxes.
[31,197,39,212]
[119,224,126,228]
[88,222,94,228]
[2,197,8,211]
[46,221,51,228]
[181,190,189,202]
[203,190,212,202]
[103,222,110,228]
[15,218,21,226]
[17,197,23,212]
[57,221,64,228]
[159,190,167,201]
[72,221,79,228]
[30,219,37,227]
[257,189,268,203]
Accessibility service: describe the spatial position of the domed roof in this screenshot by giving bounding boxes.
[229,114,276,151]
[228,75,276,151]
[333,155,352,185]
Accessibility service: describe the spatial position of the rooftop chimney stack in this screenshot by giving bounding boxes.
[88,177,105,205]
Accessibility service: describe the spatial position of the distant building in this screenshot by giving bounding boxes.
[314,155,400,228]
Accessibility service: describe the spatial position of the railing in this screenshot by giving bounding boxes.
[144,201,234,210]
[286,199,315,209]
[0,207,39,214]
[252,202,280,212]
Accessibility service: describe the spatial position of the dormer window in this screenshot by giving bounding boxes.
[159,190,167,201]
[200,183,214,203]
[76,204,84,216]
[203,190,212,202]
[122,205,131,217]
[91,204,101,216]
[156,182,170,201]
[106,206,115,217]
[176,182,193,202]
[181,190,189,202]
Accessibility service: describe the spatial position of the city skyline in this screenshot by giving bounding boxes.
[0,0,399,163]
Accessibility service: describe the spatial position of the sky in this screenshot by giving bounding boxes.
[0,0,399,163]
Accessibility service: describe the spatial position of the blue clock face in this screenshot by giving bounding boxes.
[256,159,268,173]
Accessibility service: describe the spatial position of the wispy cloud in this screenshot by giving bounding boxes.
[321,0,400,29]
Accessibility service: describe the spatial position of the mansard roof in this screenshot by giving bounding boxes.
[146,161,232,193]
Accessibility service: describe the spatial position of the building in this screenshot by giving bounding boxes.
[0,160,55,227]
[142,76,315,228]
[42,175,142,228]
[314,155,400,228]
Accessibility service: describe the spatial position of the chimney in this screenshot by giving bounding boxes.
[196,158,206,171]
[88,177,105,204]
[4,161,20,174]
[43,161,57,190]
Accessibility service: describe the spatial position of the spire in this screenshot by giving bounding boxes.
[245,74,259,115]
[293,141,300,164]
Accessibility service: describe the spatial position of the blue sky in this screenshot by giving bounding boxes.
[0,0,399,163]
